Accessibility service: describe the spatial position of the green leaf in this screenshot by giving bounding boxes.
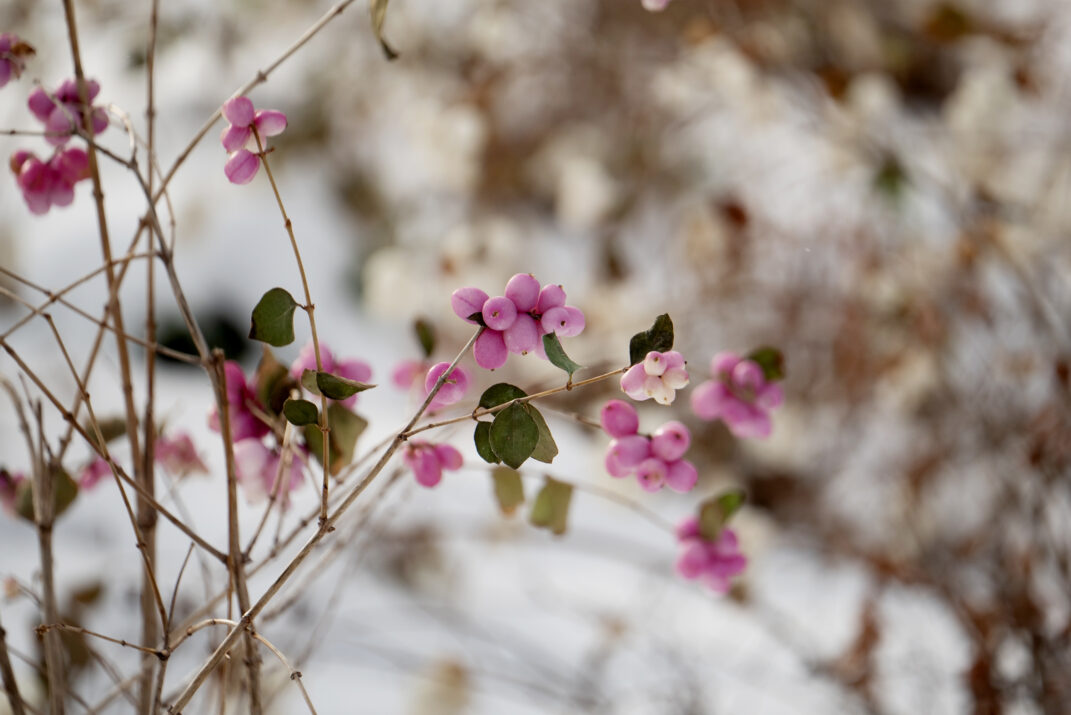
[529,476,573,535]
[628,314,674,366]
[746,346,785,382]
[542,333,583,379]
[698,488,747,541]
[254,346,297,415]
[83,416,127,453]
[16,466,79,522]
[304,404,367,475]
[479,383,527,410]
[489,403,538,470]
[490,466,525,515]
[473,422,500,464]
[370,0,399,60]
[414,318,436,359]
[282,398,318,426]
[316,371,375,400]
[526,406,558,464]
[249,287,298,347]
[300,368,320,395]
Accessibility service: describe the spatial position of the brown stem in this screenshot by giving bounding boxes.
[0,607,28,715]
[212,352,263,713]
[165,328,482,713]
[29,404,65,714]
[253,130,332,528]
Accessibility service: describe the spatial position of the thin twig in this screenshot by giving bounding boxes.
[0,606,28,715]
[166,328,483,713]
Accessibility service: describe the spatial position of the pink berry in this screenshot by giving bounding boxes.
[536,284,566,314]
[451,286,490,323]
[665,459,698,492]
[635,457,669,492]
[539,306,585,337]
[222,96,255,126]
[600,400,639,438]
[482,296,518,331]
[650,420,691,461]
[606,435,650,470]
[503,313,540,354]
[473,329,508,370]
[424,362,469,406]
[433,444,463,471]
[504,273,541,312]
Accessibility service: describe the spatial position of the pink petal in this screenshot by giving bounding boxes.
[254,109,287,137]
[690,380,730,420]
[620,363,647,400]
[433,444,463,471]
[756,383,784,409]
[221,124,251,152]
[27,88,54,122]
[710,351,741,379]
[222,96,254,127]
[224,149,260,185]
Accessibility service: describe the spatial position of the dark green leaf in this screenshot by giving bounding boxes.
[414,318,436,358]
[746,346,785,382]
[254,346,297,415]
[526,406,558,464]
[370,0,399,60]
[249,287,298,347]
[304,404,367,475]
[479,383,527,410]
[16,466,79,522]
[83,416,127,453]
[282,398,319,426]
[542,333,583,378]
[628,314,674,366]
[473,422,500,464]
[491,466,524,515]
[698,488,747,541]
[529,476,573,535]
[489,403,538,470]
[316,371,375,400]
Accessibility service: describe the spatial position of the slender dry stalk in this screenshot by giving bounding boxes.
[29,403,65,714]
[212,351,263,714]
[0,607,28,715]
[165,328,482,713]
[253,130,332,528]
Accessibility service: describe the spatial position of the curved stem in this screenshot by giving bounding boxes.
[253,129,332,528]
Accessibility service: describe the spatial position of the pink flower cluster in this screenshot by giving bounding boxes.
[452,274,585,370]
[10,147,90,215]
[621,350,689,405]
[208,360,303,503]
[0,33,31,89]
[675,517,747,593]
[290,342,373,409]
[28,79,109,146]
[601,400,698,493]
[403,441,463,488]
[691,351,783,439]
[220,96,287,185]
